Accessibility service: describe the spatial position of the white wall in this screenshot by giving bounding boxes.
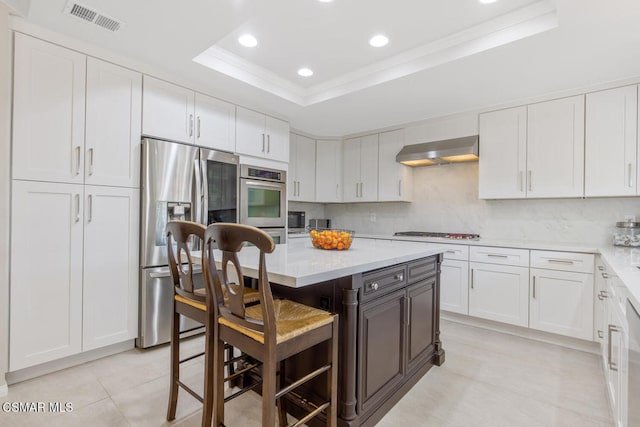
[0,1,12,395]
[326,161,640,247]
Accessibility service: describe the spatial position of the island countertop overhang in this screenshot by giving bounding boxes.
[194,238,446,288]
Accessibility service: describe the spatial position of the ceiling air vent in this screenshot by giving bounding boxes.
[63,1,124,32]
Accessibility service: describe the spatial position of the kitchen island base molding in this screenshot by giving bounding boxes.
[271,254,444,427]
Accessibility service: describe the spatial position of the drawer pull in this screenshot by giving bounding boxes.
[446,250,456,254]
[394,273,404,281]
[369,282,379,291]
[547,259,575,265]
[487,254,508,258]
[598,265,605,271]
[602,272,609,279]
[599,290,608,300]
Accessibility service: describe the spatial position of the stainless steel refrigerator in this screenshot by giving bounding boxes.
[138,138,239,348]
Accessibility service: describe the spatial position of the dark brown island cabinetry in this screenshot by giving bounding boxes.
[272,254,444,427]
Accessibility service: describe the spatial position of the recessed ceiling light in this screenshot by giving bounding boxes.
[369,35,389,47]
[479,0,498,3]
[238,34,258,48]
[297,68,314,77]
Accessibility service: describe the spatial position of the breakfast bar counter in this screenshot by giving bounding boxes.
[198,238,445,427]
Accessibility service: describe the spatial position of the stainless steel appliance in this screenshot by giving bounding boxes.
[288,210,306,233]
[240,164,286,240]
[394,231,480,240]
[139,138,239,348]
[627,299,640,426]
[309,219,331,229]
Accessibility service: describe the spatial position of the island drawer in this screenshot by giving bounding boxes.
[362,264,407,302]
[407,257,438,284]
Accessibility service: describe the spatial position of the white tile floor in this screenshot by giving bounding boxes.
[0,320,613,426]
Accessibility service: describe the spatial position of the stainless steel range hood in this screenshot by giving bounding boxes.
[396,135,479,167]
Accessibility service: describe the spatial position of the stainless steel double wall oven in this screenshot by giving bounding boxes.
[240,164,287,244]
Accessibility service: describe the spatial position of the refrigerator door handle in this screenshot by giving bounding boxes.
[200,156,209,226]
[193,154,203,225]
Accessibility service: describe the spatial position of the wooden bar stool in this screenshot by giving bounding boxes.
[202,223,339,427]
[165,220,261,427]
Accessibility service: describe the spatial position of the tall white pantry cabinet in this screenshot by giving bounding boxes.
[10,34,140,371]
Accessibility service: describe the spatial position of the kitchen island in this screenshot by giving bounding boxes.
[198,238,445,427]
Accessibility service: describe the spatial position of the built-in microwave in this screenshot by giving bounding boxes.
[240,165,287,229]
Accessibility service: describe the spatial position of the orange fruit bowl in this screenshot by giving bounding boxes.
[309,228,355,251]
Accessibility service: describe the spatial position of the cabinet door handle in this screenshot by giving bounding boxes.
[598,265,605,271]
[470,269,474,289]
[360,182,363,198]
[597,330,604,339]
[519,171,524,192]
[197,116,201,138]
[74,146,81,176]
[262,134,266,152]
[629,163,633,188]
[602,272,609,279]
[599,290,608,300]
[398,180,402,197]
[267,134,271,153]
[87,147,94,176]
[189,114,194,137]
[88,194,93,222]
[406,297,411,327]
[532,276,536,299]
[74,193,80,223]
[528,170,532,192]
[548,259,574,265]
[608,324,620,371]
[336,183,339,199]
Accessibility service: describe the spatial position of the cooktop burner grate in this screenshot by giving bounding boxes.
[394,231,480,240]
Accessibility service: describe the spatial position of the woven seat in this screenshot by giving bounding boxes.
[165,221,261,427]
[202,223,339,427]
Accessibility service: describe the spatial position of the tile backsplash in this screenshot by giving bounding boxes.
[317,162,639,247]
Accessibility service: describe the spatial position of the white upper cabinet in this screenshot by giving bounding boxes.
[236,106,290,163]
[527,95,585,198]
[478,106,527,199]
[479,96,585,199]
[194,93,236,152]
[85,58,142,188]
[315,140,343,203]
[585,85,638,197]
[378,129,412,202]
[83,186,139,351]
[343,135,379,202]
[13,33,86,184]
[288,133,316,202]
[142,76,195,144]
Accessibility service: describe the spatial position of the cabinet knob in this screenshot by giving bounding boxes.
[369,282,379,291]
[394,274,404,281]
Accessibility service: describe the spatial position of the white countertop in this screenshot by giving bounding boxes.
[198,238,445,288]
[354,233,600,253]
[599,247,640,311]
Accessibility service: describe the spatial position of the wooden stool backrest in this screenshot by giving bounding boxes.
[166,221,207,303]
[203,223,276,339]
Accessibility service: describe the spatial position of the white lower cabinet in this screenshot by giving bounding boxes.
[529,269,594,340]
[82,186,139,351]
[440,259,469,314]
[10,181,84,371]
[468,262,530,327]
[10,181,139,370]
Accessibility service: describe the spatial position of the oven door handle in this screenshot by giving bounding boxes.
[243,180,286,190]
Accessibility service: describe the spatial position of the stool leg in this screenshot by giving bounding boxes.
[327,319,339,427]
[262,354,277,427]
[202,316,215,427]
[167,305,180,421]
[213,333,226,427]
[277,360,288,427]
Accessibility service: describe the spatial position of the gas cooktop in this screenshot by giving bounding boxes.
[394,231,480,240]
